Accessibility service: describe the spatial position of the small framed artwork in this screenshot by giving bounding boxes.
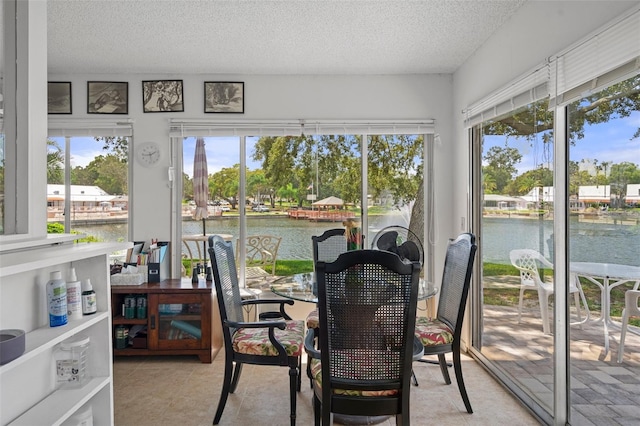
[204,82,244,113]
[87,81,128,114]
[48,82,72,114]
[142,80,184,112]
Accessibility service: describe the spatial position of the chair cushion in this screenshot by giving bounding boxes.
[306,308,319,330]
[309,357,399,397]
[232,320,304,357]
[414,316,454,346]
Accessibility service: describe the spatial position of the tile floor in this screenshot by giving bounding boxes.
[113,351,541,425]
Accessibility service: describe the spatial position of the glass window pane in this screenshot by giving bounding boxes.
[567,74,640,421]
[47,136,129,244]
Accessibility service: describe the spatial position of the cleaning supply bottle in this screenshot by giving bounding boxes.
[66,268,83,320]
[81,279,97,315]
[47,271,68,327]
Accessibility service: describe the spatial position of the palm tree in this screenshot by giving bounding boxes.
[47,140,64,184]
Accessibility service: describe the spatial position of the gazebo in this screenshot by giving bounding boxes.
[312,196,344,208]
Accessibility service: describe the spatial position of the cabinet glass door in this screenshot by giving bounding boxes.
[155,294,204,350]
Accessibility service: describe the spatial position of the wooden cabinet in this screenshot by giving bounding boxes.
[111,279,222,363]
[0,238,131,426]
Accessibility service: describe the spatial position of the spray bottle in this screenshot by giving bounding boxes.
[66,268,83,320]
[81,279,97,315]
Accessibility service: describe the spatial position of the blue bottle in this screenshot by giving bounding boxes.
[47,271,68,327]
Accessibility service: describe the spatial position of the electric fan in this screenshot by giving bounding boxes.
[370,225,424,266]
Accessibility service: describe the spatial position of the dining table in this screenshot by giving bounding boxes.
[270,271,438,303]
[570,262,640,355]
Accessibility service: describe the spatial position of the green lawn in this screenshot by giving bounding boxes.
[186,258,638,327]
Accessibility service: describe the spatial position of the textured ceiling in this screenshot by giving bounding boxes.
[45,0,527,75]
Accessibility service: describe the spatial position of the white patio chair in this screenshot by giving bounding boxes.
[617,289,640,363]
[509,249,590,334]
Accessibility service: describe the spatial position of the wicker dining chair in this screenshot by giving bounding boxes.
[414,233,477,414]
[303,229,350,386]
[305,249,421,424]
[208,235,304,425]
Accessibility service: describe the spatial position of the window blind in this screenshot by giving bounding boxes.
[48,119,134,137]
[463,64,550,128]
[550,7,640,106]
[169,119,435,137]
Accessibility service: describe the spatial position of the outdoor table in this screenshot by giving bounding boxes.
[570,262,640,355]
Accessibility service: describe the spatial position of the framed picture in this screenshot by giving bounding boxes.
[87,81,128,114]
[48,82,72,114]
[142,80,184,112]
[204,82,244,113]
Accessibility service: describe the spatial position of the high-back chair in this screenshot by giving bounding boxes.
[208,235,304,426]
[509,249,589,334]
[617,289,640,363]
[414,233,477,414]
[313,228,348,271]
[305,249,421,424]
[306,229,349,327]
[305,229,349,385]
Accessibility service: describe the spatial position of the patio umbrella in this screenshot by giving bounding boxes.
[192,137,209,259]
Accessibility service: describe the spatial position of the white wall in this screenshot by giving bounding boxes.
[47,73,454,246]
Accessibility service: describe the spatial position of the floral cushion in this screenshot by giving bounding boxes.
[309,355,399,397]
[232,320,304,357]
[306,308,319,329]
[414,317,453,346]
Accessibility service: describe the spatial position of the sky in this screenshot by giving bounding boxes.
[51,110,639,179]
[483,110,640,175]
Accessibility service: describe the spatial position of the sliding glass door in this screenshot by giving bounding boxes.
[471,71,640,424]
[175,126,432,284]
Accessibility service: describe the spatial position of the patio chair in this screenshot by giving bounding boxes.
[414,233,477,414]
[617,289,640,363]
[208,235,304,426]
[509,249,589,334]
[237,234,282,283]
[305,249,421,424]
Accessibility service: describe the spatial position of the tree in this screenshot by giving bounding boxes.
[97,137,128,162]
[483,146,522,193]
[253,134,423,208]
[483,75,640,144]
[506,167,553,196]
[209,165,240,208]
[47,139,64,184]
[72,154,127,195]
[610,162,640,203]
[276,183,298,206]
[247,169,269,205]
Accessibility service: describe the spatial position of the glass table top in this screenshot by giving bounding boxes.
[270,272,437,303]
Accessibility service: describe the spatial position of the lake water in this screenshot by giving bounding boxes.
[72,215,639,266]
[481,216,639,266]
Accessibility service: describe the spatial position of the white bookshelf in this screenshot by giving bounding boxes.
[0,240,131,426]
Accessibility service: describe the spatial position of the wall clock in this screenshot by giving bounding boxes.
[136,141,162,167]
